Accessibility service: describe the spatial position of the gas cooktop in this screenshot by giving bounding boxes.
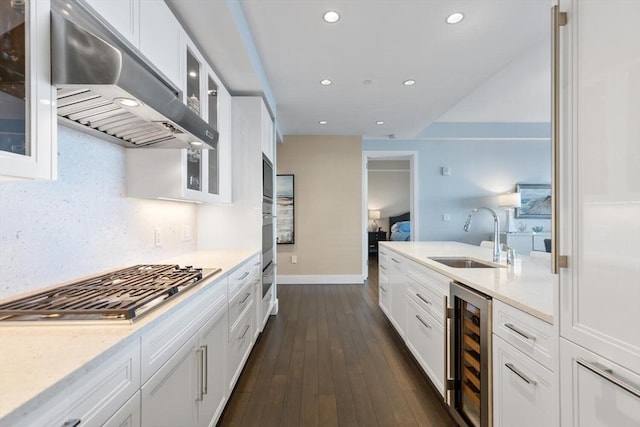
[0,264,220,322]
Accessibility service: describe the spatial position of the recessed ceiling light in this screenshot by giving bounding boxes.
[323,10,340,23]
[363,80,372,85]
[189,71,197,77]
[446,12,464,24]
[320,79,332,86]
[376,121,384,125]
[115,98,139,107]
[189,141,203,147]
[403,79,416,86]
[319,120,328,125]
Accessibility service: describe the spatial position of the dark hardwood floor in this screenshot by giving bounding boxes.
[218,255,456,427]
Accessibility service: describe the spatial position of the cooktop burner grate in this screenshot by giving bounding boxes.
[0,264,219,321]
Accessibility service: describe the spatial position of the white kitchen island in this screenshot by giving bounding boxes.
[378,241,559,427]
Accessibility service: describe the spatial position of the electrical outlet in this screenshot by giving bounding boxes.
[291,255,297,264]
[154,228,162,247]
[181,225,192,242]
[442,213,451,221]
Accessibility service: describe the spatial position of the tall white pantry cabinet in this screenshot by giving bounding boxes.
[557,1,640,426]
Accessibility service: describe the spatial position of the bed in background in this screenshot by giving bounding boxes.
[389,212,411,241]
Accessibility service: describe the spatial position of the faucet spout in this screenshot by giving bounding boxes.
[463,207,501,263]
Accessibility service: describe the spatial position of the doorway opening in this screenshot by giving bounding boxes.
[362,150,418,279]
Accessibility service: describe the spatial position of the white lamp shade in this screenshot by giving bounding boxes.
[498,192,521,208]
[368,210,381,219]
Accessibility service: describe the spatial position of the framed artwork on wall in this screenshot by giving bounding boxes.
[515,183,552,219]
[276,174,295,244]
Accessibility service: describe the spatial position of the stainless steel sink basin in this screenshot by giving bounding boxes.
[428,257,498,268]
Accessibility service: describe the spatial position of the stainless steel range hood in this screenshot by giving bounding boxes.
[50,0,218,149]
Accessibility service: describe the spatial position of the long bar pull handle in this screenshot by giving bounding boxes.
[444,296,453,397]
[201,345,208,395]
[416,293,432,305]
[239,292,251,304]
[239,324,250,341]
[415,314,431,329]
[577,359,640,398]
[196,347,205,401]
[505,363,537,386]
[380,264,387,271]
[62,420,81,427]
[504,323,536,341]
[237,271,250,281]
[551,4,568,274]
[391,258,401,264]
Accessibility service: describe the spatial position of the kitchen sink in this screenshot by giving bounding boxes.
[428,257,499,268]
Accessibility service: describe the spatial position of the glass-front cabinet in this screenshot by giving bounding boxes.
[0,0,56,180]
[206,74,219,197]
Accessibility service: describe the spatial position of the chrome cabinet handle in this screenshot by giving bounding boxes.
[239,324,250,341]
[237,271,250,281]
[551,5,568,274]
[505,363,537,386]
[391,258,401,264]
[201,345,208,395]
[380,265,387,271]
[415,314,431,329]
[239,292,251,304]
[416,293,432,305]
[196,347,205,401]
[504,323,536,341]
[577,359,640,398]
[62,420,81,427]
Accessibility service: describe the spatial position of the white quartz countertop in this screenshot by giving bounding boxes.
[380,241,557,323]
[0,249,258,421]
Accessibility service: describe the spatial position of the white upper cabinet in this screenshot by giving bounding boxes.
[260,101,274,162]
[138,0,182,88]
[85,0,140,48]
[558,0,640,372]
[0,0,56,181]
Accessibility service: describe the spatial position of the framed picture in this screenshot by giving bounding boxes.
[276,174,295,244]
[515,183,552,219]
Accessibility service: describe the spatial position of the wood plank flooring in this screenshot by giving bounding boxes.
[218,256,456,427]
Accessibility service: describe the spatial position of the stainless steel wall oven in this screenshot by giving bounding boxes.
[448,281,492,427]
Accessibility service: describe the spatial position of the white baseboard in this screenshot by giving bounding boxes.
[276,275,365,285]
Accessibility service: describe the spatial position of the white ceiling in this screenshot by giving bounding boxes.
[168,0,553,139]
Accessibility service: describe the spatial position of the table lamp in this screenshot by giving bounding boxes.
[498,192,521,233]
[368,210,381,232]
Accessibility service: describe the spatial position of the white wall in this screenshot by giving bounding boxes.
[0,126,198,299]
[362,139,551,244]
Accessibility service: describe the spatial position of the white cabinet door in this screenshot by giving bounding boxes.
[104,391,141,427]
[0,0,56,181]
[389,254,406,338]
[260,101,274,162]
[141,335,199,427]
[558,0,640,372]
[197,306,228,427]
[493,335,557,427]
[85,0,139,47]
[405,297,445,396]
[138,0,182,88]
[560,338,640,427]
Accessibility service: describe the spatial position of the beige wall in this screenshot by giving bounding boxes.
[276,135,362,279]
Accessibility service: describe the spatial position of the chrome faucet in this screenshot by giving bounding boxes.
[463,207,501,263]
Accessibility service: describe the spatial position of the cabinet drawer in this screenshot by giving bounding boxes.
[227,303,255,390]
[406,273,446,324]
[405,298,445,396]
[560,338,640,427]
[228,255,260,299]
[493,335,557,427]
[15,339,140,427]
[493,300,556,371]
[141,277,226,383]
[406,259,450,295]
[228,280,254,334]
[103,390,141,427]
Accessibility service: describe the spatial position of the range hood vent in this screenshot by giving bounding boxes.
[50,0,218,149]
